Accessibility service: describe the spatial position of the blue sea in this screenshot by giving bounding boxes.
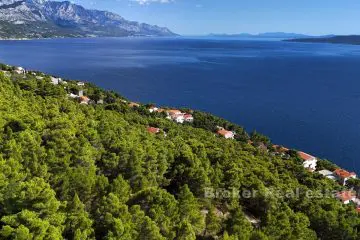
[1,37,360,172]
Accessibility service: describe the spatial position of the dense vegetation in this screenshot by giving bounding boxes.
[0,65,359,240]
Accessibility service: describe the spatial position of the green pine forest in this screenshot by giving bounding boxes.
[1,64,360,240]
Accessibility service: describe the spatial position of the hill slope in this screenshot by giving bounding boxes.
[0,0,176,39]
[0,64,359,239]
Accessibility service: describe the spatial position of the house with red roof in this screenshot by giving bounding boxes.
[184,114,194,123]
[166,110,185,123]
[336,191,356,204]
[147,127,160,134]
[217,128,235,139]
[298,151,317,171]
[334,169,357,186]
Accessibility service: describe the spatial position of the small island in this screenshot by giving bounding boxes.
[285,35,360,45]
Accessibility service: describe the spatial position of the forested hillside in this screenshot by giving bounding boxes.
[0,65,360,240]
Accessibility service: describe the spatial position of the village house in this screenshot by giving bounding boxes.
[172,114,185,123]
[184,114,194,123]
[217,128,235,139]
[68,93,79,99]
[50,77,61,85]
[336,191,356,204]
[14,67,25,75]
[166,110,185,123]
[97,99,104,104]
[79,96,90,105]
[318,169,337,181]
[77,82,85,87]
[147,127,160,134]
[298,151,317,171]
[50,76,67,85]
[334,169,357,186]
[149,106,159,113]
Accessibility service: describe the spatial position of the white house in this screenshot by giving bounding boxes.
[298,152,317,171]
[14,67,25,74]
[149,106,159,113]
[166,110,185,123]
[173,114,185,123]
[334,169,357,186]
[68,93,79,99]
[50,77,67,85]
[318,169,337,181]
[77,82,85,87]
[184,114,194,123]
[50,77,60,85]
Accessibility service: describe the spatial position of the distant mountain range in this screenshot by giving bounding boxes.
[209,32,335,39]
[284,35,360,45]
[0,0,176,39]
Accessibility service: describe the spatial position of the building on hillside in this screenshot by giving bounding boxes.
[97,99,104,104]
[184,114,194,123]
[298,151,317,171]
[77,82,85,86]
[166,110,185,123]
[79,96,90,105]
[334,169,357,186]
[172,114,185,123]
[50,76,67,85]
[217,128,235,139]
[336,191,356,204]
[318,169,337,181]
[68,93,79,99]
[14,67,25,74]
[147,127,160,134]
[50,77,61,85]
[166,109,182,115]
[149,106,159,113]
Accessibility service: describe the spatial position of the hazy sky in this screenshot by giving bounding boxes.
[71,0,360,35]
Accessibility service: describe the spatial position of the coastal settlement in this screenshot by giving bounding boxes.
[3,64,360,213]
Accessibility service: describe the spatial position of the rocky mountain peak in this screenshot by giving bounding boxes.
[0,0,176,39]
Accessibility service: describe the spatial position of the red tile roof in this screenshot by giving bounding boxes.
[334,169,356,179]
[336,191,356,202]
[184,114,193,119]
[147,127,160,134]
[167,109,182,115]
[298,151,315,161]
[217,129,233,137]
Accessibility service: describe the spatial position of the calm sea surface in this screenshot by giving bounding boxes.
[1,37,360,172]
